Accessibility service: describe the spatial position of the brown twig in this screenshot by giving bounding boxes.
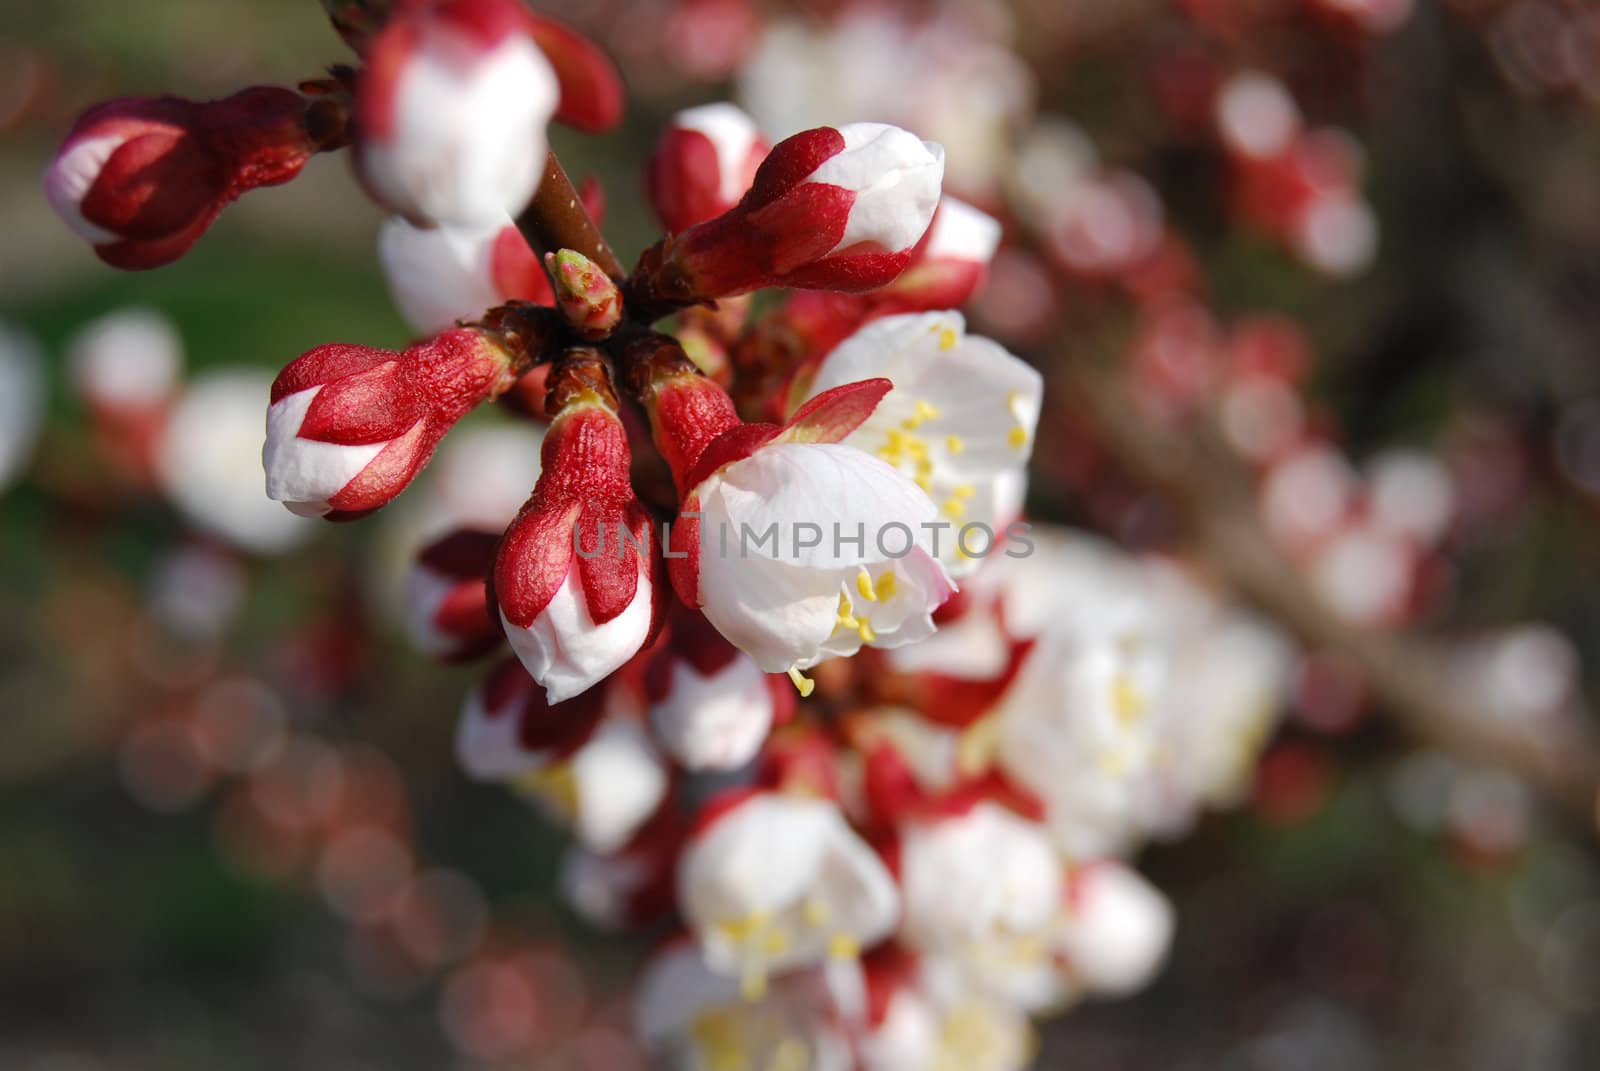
[1053,352,1600,832]
[514,151,625,282]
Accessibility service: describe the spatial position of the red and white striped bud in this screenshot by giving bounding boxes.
[44,87,320,269]
[645,607,781,772]
[646,102,769,234]
[264,327,516,519]
[377,216,551,335]
[652,122,944,299]
[405,529,501,661]
[494,392,662,703]
[356,0,559,226]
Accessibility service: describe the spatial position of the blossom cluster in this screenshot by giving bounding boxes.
[45,2,1294,1067]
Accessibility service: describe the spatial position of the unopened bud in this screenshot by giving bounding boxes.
[548,249,623,340]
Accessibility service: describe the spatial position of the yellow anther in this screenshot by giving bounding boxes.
[952,484,975,499]
[1008,425,1029,449]
[938,327,959,351]
[740,966,769,1002]
[857,619,877,643]
[836,592,860,631]
[770,1038,810,1071]
[956,714,1000,777]
[828,934,860,960]
[856,569,878,602]
[515,763,579,817]
[941,498,966,520]
[1112,673,1147,724]
[915,473,932,492]
[915,399,943,422]
[802,899,831,927]
[901,415,924,431]
[787,667,815,698]
[946,435,965,455]
[875,572,897,599]
[905,438,929,459]
[764,929,790,955]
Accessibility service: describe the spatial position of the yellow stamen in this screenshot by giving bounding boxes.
[875,572,897,599]
[956,714,1000,777]
[857,619,877,643]
[915,399,943,422]
[856,568,878,602]
[787,667,815,698]
[946,435,965,455]
[802,899,830,926]
[1008,425,1029,449]
[1112,673,1147,725]
[941,498,966,520]
[828,934,860,960]
[952,483,975,499]
[938,327,958,351]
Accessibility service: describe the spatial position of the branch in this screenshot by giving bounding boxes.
[1054,353,1600,832]
[514,151,624,282]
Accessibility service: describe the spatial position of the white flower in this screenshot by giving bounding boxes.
[802,311,1041,574]
[637,943,854,1071]
[524,719,668,853]
[807,123,944,256]
[677,792,899,994]
[0,324,45,495]
[852,958,1037,1071]
[996,630,1169,858]
[898,801,1065,1007]
[1216,72,1301,160]
[359,23,558,226]
[262,386,388,517]
[377,216,510,335]
[650,650,775,771]
[688,441,955,676]
[155,369,317,554]
[499,564,656,706]
[1056,862,1174,996]
[66,308,182,411]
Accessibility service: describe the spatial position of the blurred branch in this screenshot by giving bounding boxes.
[1054,353,1600,833]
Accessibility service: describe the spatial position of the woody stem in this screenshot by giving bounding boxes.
[514,151,625,283]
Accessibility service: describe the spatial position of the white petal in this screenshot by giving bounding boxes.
[364,34,558,226]
[157,370,317,554]
[377,216,505,334]
[806,123,944,255]
[923,196,1001,264]
[501,567,654,704]
[66,308,183,409]
[1056,863,1174,996]
[673,102,765,205]
[454,679,540,780]
[651,655,775,771]
[565,720,668,852]
[43,133,125,244]
[262,386,388,516]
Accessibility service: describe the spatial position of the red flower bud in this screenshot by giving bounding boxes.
[646,103,768,234]
[264,327,514,518]
[495,393,663,703]
[405,529,502,661]
[45,87,320,269]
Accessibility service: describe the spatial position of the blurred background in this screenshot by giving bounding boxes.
[4,0,1600,1068]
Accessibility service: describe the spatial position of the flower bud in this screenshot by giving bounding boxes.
[494,379,662,703]
[45,87,319,269]
[646,102,769,233]
[524,718,670,853]
[880,196,1002,310]
[645,607,780,771]
[547,249,622,340]
[647,122,944,300]
[1057,862,1174,996]
[264,327,516,518]
[356,0,559,226]
[377,216,551,335]
[405,529,501,661]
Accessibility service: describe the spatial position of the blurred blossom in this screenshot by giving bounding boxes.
[250,735,346,832]
[190,675,288,774]
[317,824,413,922]
[1463,626,1580,723]
[1259,444,1358,552]
[1365,450,1456,546]
[738,4,1033,195]
[119,718,212,813]
[155,368,319,554]
[1216,71,1300,160]
[1447,767,1535,862]
[146,543,247,639]
[389,868,489,968]
[0,322,45,494]
[65,307,182,412]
